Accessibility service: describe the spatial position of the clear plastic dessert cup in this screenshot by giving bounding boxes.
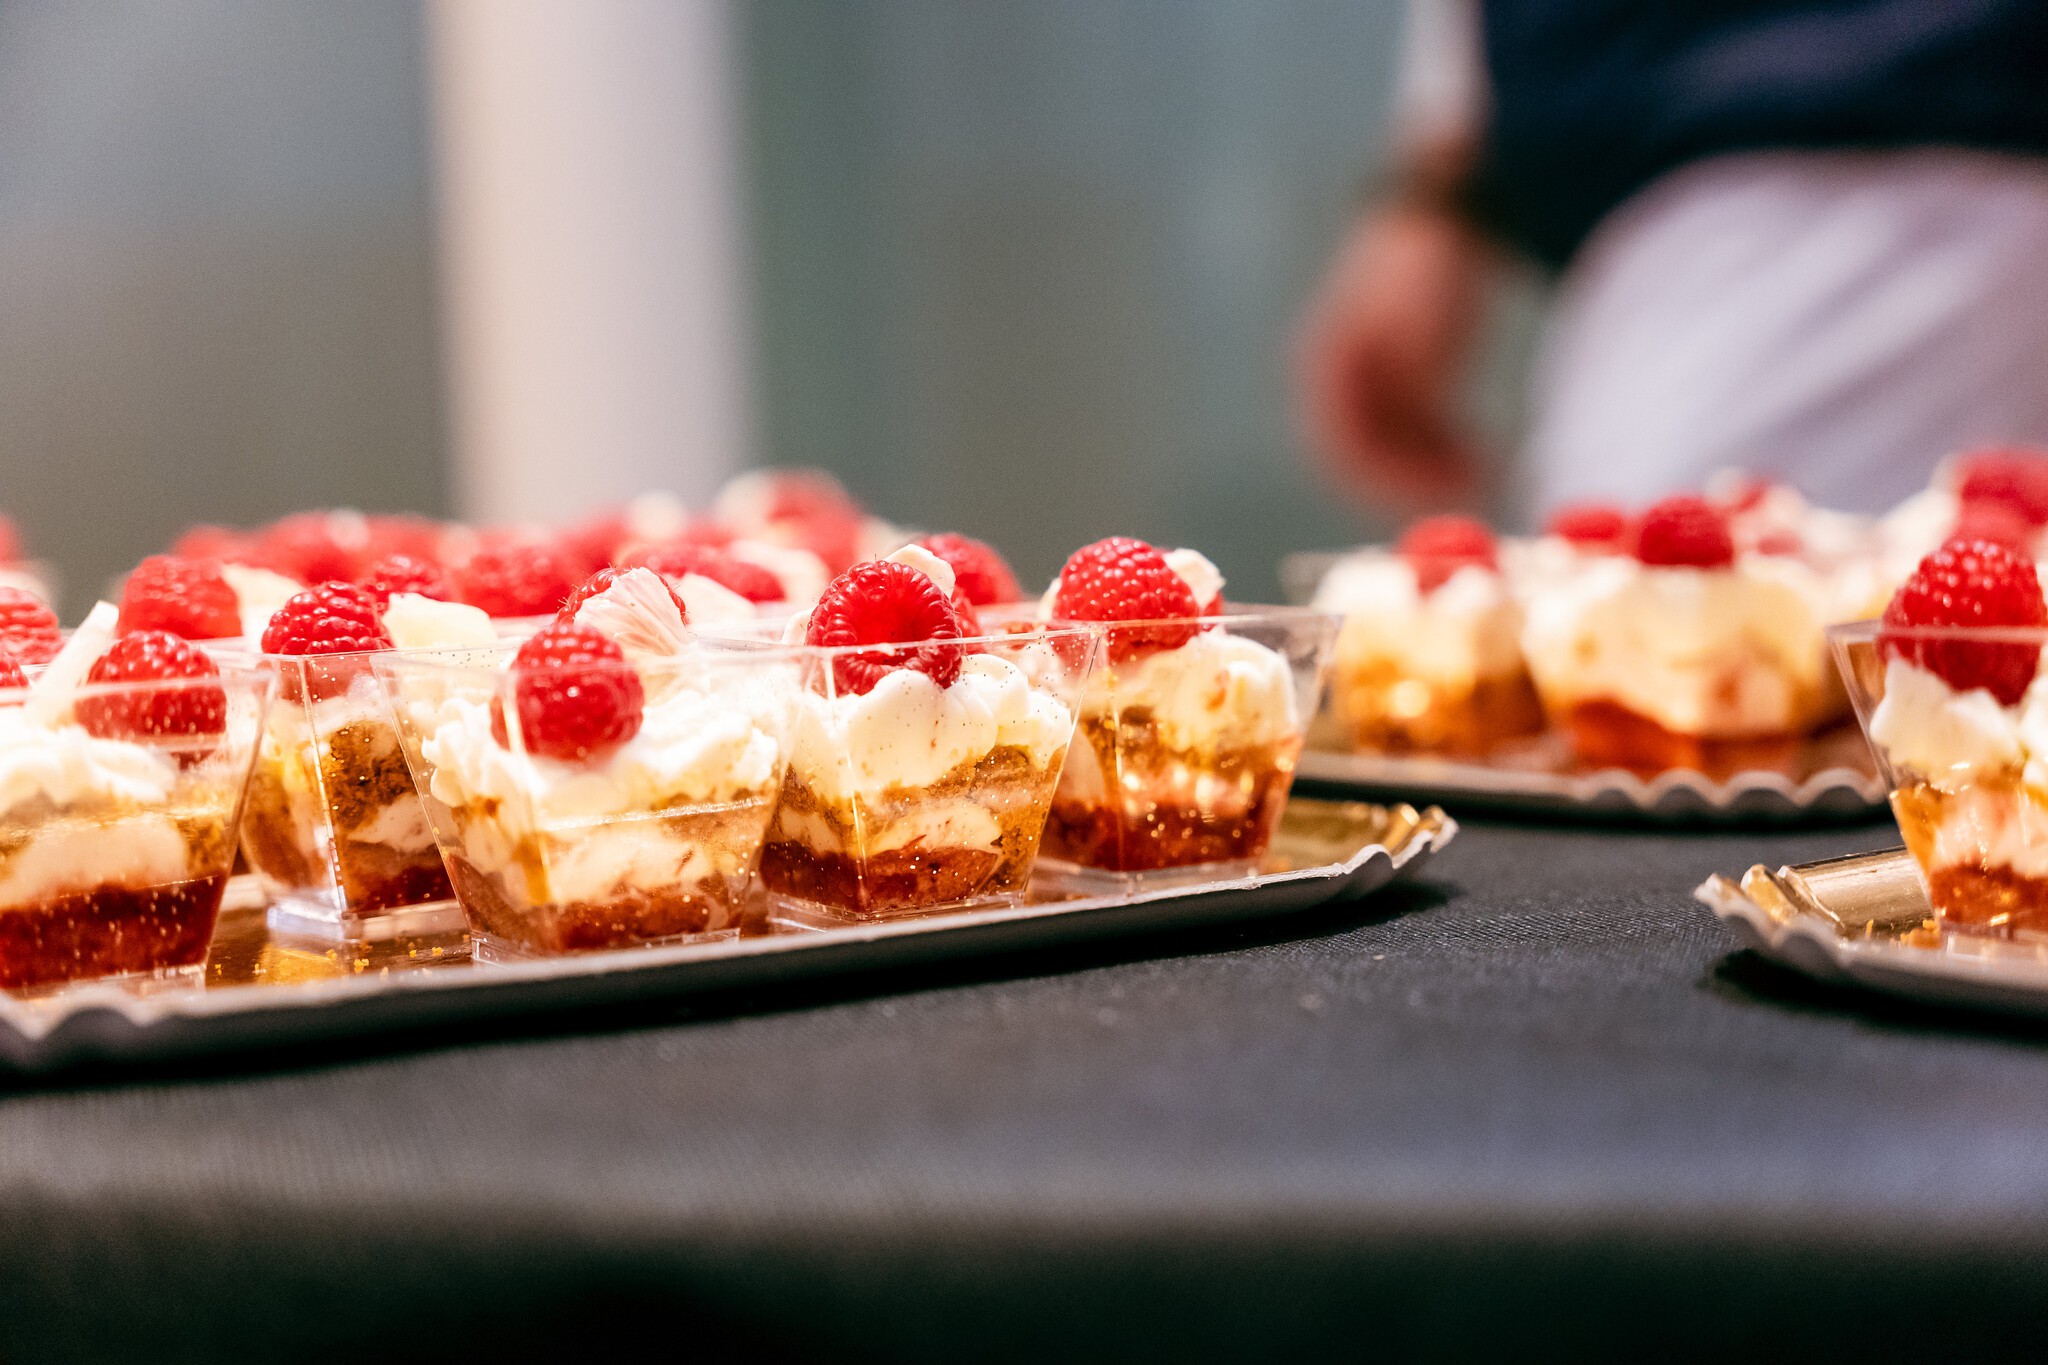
[1833,619,2048,938]
[0,665,271,992]
[1037,607,1337,889]
[235,651,459,941]
[759,626,1096,924]
[379,644,803,959]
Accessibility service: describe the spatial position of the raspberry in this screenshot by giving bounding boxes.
[456,543,576,618]
[629,542,785,603]
[1752,529,1804,557]
[1051,536,1200,663]
[0,588,61,666]
[360,555,453,611]
[806,560,966,695]
[1396,515,1498,592]
[1632,495,1735,569]
[362,514,447,566]
[916,532,1022,606]
[1956,447,2048,528]
[0,645,24,692]
[1882,538,2048,704]
[118,555,245,641]
[0,514,20,564]
[1953,498,2036,551]
[254,512,363,583]
[556,510,630,578]
[1545,502,1630,551]
[261,582,391,655]
[76,631,227,759]
[490,621,644,762]
[171,524,257,566]
[560,566,690,622]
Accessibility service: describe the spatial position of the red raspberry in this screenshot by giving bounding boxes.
[1052,536,1200,663]
[554,510,629,578]
[1882,538,2048,705]
[1957,447,2048,528]
[0,514,20,564]
[456,543,576,618]
[359,554,453,611]
[119,555,245,641]
[806,560,966,695]
[254,512,363,583]
[1632,495,1735,569]
[171,524,257,566]
[490,621,644,762]
[916,532,1022,606]
[1545,501,1630,551]
[261,582,391,656]
[1396,515,1498,592]
[1752,529,1805,557]
[77,631,227,759]
[629,542,785,603]
[559,566,691,622]
[362,514,447,566]
[0,588,61,666]
[0,645,25,692]
[1953,498,2036,551]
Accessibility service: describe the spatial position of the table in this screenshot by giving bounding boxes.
[6,814,2048,1361]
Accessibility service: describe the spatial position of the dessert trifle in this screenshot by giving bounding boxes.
[0,607,269,990]
[383,568,798,956]
[1835,538,2048,937]
[1521,494,1841,774]
[1037,537,1335,883]
[237,583,484,937]
[760,548,1090,921]
[1310,516,1540,754]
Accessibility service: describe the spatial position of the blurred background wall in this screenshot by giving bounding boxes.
[0,0,1528,614]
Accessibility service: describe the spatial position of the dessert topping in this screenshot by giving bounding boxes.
[1952,497,2035,550]
[0,646,24,692]
[1545,502,1630,552]
[630,541,786,603]
[383,594,497,651]
[490,620,645,761]
[77,631,227,750]
[1397,515,1499,591]
[1881,537,2048,705]
[560,567,693,659]
[261,582,392,656]
[916,532,1022,607]
[1631,495,1735,569]
[360,554,453,610]
[0,588,62,666]
[1163,547,1226,614]
[1956,447,2048,528]
[807,558,966,695]
[455,542,576,618]
[118,555,244,641]
[254,510,366,584]
[1052,536,1200,662]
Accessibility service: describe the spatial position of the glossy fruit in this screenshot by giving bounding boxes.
[0,588,63,665]
[1397,515,1498,592]
[77,631,227,755]
[118,555,244,641]
[261,581,391,656]
[1545,502,1630,551]
[456,544,576,618]
[1881,537,2048,705]
[1631,495,1735,569]
[806,559,966,695]
[1956,447,2048,528]
[360,554,453,611]
[916,532,1022,607]
[1052,536,1199,663]
[490,621,644,761]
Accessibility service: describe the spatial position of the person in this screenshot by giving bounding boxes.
[1297,0,2048,518]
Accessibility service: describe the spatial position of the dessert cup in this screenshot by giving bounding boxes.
[1834,620,2048,939]
[1037,608,1336,889]
[1309,553,1539,755]
[760,627,1094,924]
[380,644,800,959]
[1523,555,1844,776]
[236,652,460,941]
[0,665,271,991]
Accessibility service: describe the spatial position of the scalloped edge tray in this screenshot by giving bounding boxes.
[0,798,1454,1073]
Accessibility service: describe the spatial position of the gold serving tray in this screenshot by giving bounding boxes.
[0,797,1453,1073]
[1698,848,2048,1016]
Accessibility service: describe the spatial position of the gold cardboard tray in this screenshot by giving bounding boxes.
[1697,848,2048,1017]
[0,797,1453,1073]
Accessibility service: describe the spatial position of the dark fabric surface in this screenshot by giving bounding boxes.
[8,815,2048,1361]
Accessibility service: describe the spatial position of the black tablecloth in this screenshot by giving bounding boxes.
[8,814,2048,1362]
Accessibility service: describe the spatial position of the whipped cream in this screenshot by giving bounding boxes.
[1097,628,1299,753]
[0,813,191,908]
[1520,555,1832,735]
[222,563,305,640]
[384,594,496,651]
[1312,553,1524,687]
[0,706,180,819]
[1165,548,1224,610]
[563,567,692,661]
[787,653,1072,802]
[674,573,756,625]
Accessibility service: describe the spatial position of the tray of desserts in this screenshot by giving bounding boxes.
[1289,480,1903,823]
[0,797,1451,1073]
[1695,847,2048,1018]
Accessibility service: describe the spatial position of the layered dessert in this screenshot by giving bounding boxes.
[1850,537,2048,936]
[760,547,1083,918]
[0,606,267,990]
[1038,537,1332,876]
[1311,516,1540,754]
[386,569,792,954]
[1521,495,1841,774]
[239,584,472,931]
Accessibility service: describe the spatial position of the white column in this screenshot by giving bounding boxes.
[427,0,752,526]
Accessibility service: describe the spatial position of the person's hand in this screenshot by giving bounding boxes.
[1295,202,1492,510]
